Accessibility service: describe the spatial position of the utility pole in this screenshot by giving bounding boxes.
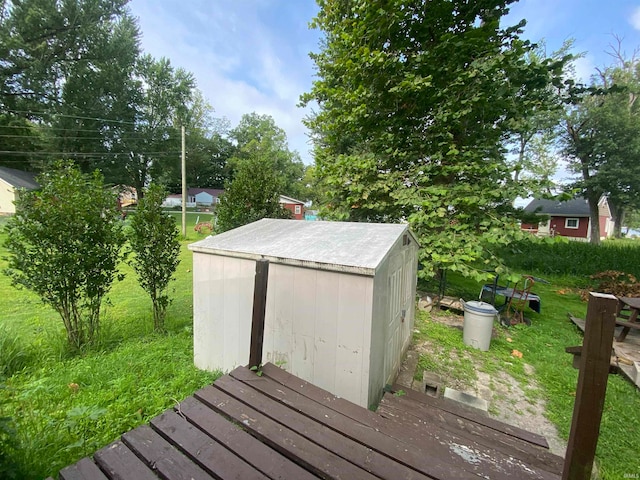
[181,125,186,238]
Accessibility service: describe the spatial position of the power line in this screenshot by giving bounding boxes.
[0,134,167,141]
[6,109,139,125]
[0,150,181,156]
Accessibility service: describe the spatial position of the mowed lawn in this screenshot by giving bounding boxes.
[0,214,219,479]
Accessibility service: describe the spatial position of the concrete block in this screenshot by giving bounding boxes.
[443,387,489,412]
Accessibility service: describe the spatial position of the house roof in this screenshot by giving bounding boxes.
[188,188,224,197]
[189,218,419,276]
[0,166,39,190]
[524,197,591,217]
[279,194,305,205]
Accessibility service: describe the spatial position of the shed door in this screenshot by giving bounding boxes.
[384,250,405,384]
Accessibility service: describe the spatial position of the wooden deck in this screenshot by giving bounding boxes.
[570,315,640,389]
[57,363,563,480]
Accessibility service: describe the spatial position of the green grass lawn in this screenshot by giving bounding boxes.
[0,218,220,479]
[424,269,640,479]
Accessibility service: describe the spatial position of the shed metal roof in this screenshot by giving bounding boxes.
[524,197,591,217]
[189,218,419,276]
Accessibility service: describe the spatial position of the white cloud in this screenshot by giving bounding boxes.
[128,0,319,163]
[630,6,640,30]
[571,54,596,83]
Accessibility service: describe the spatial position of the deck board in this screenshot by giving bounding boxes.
[378,394,563,478]
[150,410,269,480]
[122,425,211,480]
[93,440,158,480]
[216,372,431,480]
[59,457,109,480]
[177,396,318,480]
[56,364,562,480]
[390,382,550,447]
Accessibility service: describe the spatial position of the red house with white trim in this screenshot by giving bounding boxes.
[279,195,305,220]
[521,197,614,241]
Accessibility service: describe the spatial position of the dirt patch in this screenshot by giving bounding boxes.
[397,310,567,457]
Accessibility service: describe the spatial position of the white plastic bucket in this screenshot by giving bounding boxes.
[461,300,497,351]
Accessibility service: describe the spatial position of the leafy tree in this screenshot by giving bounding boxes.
[302,0,566,279]
[562,41,640,241]
[0,0,139,171]
[160,94,233,191]
[229,113,305,199]
[127,184,180,331]
[115,55,196,199]
[4,162,124,350]
[216,154,292,233]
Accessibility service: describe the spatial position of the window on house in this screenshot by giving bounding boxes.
[565,218,579,229]
[295,205,301,214]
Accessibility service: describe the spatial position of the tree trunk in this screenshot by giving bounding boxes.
[612,204,624,238]
[587,194,601,244]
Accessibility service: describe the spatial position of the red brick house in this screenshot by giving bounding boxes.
[279,195,305,220]
[521,197,614,241]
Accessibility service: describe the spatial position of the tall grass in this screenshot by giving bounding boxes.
[0,324,32,378]
[499,237,640,279]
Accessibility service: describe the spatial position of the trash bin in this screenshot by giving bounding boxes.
[461,300,498,351]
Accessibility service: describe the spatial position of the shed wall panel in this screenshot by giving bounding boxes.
[311,270,340,393]
[193,253,254,372]
[263,265,373,406]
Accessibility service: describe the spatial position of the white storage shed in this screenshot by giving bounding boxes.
[189,218,419,408]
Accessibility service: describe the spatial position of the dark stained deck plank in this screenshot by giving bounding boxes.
[379,394,563,477]
[230,367,559,480]
[58,457,109,480]
[378,393,564,474]
[121,425,212,480]
[93,440,158,480]
[194,384,383,480]
[214,374,431,480]
[391,383,550,448]
[177,396,320,480]
[151,410,269,480]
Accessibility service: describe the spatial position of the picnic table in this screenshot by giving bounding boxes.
[615,297,640,342]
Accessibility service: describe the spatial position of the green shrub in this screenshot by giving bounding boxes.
[498,237,640,278]
[127,184,181,332]
[4,162,125,350]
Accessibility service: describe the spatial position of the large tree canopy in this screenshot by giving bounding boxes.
[229,113,306,200]
[562,47,640,242]
[302,0,567,279]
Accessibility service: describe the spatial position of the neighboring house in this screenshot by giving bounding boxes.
[191,188,224,206]
[279,195,305,220]
[521,197,614,241]
[0,166,39,215]
[162,188,223,208]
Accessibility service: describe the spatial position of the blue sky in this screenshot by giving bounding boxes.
[127,0,640,166]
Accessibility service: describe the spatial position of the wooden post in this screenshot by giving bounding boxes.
[248,259,269,371]
[563,292,618,480]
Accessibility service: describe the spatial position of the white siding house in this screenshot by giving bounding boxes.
[188,219,419,409]
[0,167,39,215]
